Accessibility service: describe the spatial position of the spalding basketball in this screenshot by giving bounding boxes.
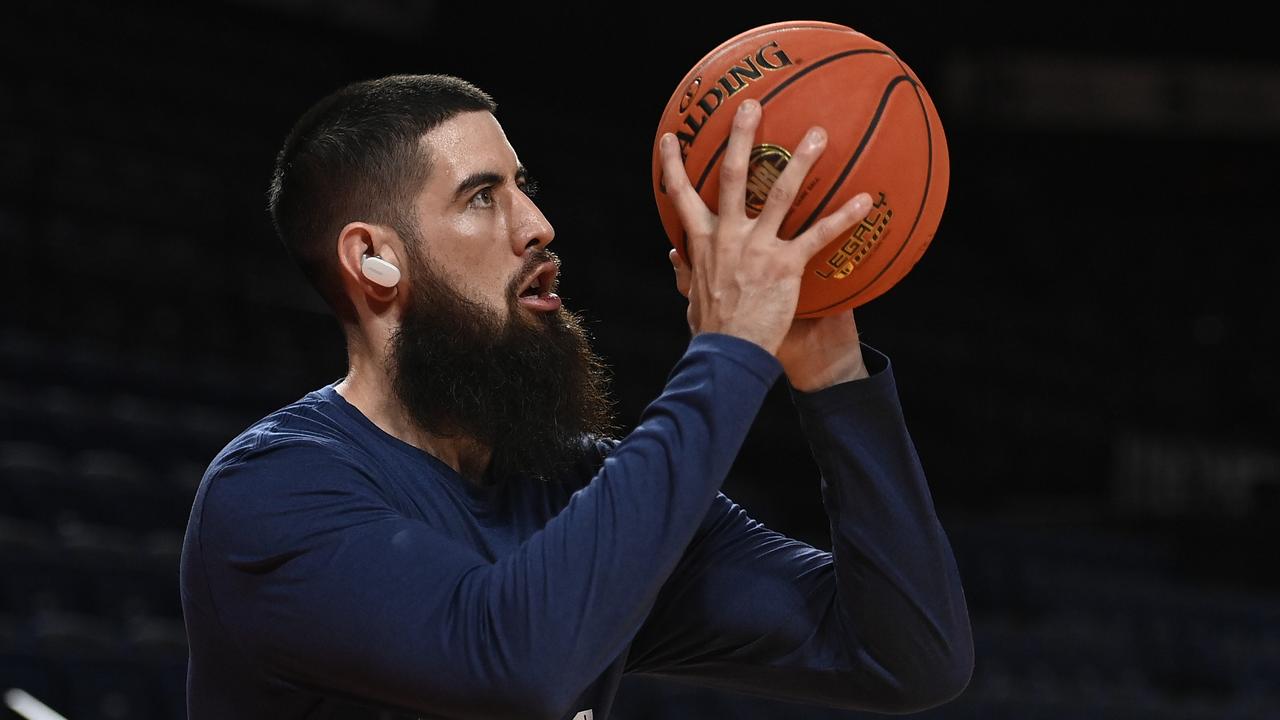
[652,20,949,317]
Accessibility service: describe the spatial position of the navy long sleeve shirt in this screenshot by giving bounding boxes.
[180,332,973,719]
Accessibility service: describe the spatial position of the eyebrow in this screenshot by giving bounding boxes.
[451,165,530,203]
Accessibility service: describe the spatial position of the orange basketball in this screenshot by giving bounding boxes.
[652,20,949,317]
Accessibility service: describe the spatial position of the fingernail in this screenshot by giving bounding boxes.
[852,192,872,212]
[661,133,673,150]
[738,99,758,116]
[806,127,826,145]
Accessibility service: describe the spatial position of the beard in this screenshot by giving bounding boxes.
[386,242,616,485]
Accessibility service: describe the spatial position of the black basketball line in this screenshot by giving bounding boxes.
[691,49,893,193]
[793,75,915,234]
[804,55,937,313]
[678,48,895,255]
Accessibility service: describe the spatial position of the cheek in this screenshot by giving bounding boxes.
[445,263,508,303]
[442,242,514,301]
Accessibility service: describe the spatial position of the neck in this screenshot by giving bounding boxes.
[334,349,494,488]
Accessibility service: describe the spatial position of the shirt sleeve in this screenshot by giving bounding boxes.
[191,333,784,720]
[622,342,974,715]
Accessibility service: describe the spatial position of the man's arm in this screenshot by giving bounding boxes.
[187,333,782,719]
[623,343,974,714]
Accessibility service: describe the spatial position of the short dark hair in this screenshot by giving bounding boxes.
[268,74,497,322]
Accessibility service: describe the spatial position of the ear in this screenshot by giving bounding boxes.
[337,222,403,303]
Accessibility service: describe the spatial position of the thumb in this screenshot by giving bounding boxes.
[669,248,691,299]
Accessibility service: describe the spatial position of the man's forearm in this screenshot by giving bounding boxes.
[790,344,974,711]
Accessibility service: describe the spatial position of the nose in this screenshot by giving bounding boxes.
[512,186,555,254]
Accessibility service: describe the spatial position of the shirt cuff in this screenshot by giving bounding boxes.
[686,332,784,389]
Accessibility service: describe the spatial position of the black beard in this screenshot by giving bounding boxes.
[387,246,616,485]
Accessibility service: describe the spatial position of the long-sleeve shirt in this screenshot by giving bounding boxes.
[179,332,973,719]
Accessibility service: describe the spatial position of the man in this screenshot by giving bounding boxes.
[180,74,973,719]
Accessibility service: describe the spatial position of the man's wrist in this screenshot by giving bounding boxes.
[785,347,870,392]
[787,342,895,406]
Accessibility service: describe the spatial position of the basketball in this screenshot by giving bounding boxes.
[652,20,950,317]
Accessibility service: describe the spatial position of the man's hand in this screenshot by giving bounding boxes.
[670,249,868,391]
[657,98,872,356]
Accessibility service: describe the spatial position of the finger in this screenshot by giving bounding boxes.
[717,99,760,222]
[669,248,691,298]
[792,191,873,261]
[754,125,828,236]
[659,133,713,252]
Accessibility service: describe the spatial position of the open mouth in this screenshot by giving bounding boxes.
[517,262,558,298]
[516,261,562,312]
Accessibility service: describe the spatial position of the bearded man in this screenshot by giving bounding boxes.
[179,74,973,720]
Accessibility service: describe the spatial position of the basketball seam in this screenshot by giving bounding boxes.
[676,48,897,259]
[803,54,937,313]
[793,74,915,234]
[690,49,895,193]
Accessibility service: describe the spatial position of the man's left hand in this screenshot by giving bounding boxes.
[669,248,868,392]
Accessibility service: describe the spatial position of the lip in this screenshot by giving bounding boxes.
[517,261,559,299]
[517,293,562,312]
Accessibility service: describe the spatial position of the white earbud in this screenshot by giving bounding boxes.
[361,253,401,288]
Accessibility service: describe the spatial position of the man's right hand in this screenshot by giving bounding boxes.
[658,98,873,356]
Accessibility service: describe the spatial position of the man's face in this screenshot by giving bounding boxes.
[409,110,557,325]
[385,111,616,484]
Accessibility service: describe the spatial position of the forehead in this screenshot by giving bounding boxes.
[418,111,519,198]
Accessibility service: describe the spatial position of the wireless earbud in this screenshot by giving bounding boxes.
[361,253,401,288]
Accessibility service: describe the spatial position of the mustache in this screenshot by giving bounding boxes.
[508,248,561,297]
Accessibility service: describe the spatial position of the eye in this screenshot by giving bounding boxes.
[469,187,495,209]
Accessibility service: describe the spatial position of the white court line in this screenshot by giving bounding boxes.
[3,689,69,720]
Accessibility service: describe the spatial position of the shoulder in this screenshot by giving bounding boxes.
[193,391,385,539]
[204,386,375,485]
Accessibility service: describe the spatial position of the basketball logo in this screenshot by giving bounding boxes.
[744,144,793,218]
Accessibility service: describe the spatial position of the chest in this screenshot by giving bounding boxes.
[377,465,578,563]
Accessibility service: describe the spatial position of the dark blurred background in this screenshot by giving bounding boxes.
[2,1,1278,719]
